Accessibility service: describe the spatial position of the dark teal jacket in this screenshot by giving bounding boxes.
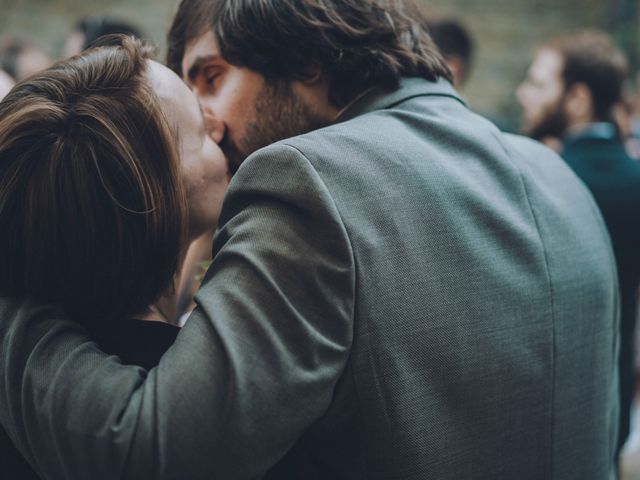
[562,123,640,453]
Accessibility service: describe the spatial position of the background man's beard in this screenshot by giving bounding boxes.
[221,80,328,174]
[525,103,569,143]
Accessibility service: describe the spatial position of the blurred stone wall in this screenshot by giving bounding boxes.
[0,0,180,58]
[0,0,637,128]
[423,0,639,129]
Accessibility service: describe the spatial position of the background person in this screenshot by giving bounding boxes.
[0,37,51,82]
[63,16,144,57]
[1,1,620,479]
[517,30,640,459]
[426,17,475,91]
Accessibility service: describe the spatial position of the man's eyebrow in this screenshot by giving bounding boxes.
[187,55,221,83]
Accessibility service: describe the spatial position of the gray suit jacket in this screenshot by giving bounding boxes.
[0,78,619,479]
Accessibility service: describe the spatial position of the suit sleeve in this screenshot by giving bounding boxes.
[0,144,355,479]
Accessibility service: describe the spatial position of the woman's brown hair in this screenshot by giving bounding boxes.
[0,36,187,326]
[167,0,452,107]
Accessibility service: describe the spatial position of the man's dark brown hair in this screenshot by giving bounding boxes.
[0,37,187,325]
[547,30,628,122]
[167,0,452,107]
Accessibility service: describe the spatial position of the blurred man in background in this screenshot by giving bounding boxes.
[0,38,51,82]
[427,17,474,91]
[518,30,640,459]
[63,15,143,57]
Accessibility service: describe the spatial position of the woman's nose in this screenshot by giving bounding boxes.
[203,107,225,144]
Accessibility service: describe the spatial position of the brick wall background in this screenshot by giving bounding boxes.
[0,0,638,128]
[424,0,639,128]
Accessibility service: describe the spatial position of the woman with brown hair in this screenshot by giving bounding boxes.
[0,36,228,478]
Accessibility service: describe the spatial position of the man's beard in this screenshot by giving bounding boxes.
[220,80,329,174]
[524,99,570,143]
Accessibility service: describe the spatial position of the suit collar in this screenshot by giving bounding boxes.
[335,77,466,123]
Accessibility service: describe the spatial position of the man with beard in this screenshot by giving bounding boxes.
[518,30,640,459]
[0,2,620,479]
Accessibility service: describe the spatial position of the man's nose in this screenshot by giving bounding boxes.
[203,106,225,144]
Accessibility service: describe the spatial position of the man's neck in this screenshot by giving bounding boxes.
[333,87,376,122]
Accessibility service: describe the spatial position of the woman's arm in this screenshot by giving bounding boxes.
[0,144,355,480]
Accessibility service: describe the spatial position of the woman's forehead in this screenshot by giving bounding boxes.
[145,60,186,103]
[145,59,198,124]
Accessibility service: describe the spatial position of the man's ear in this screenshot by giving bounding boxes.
[301,63,323,84]
[564,82,594,123]
[290,66,339,121]
[445,56,465,90]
